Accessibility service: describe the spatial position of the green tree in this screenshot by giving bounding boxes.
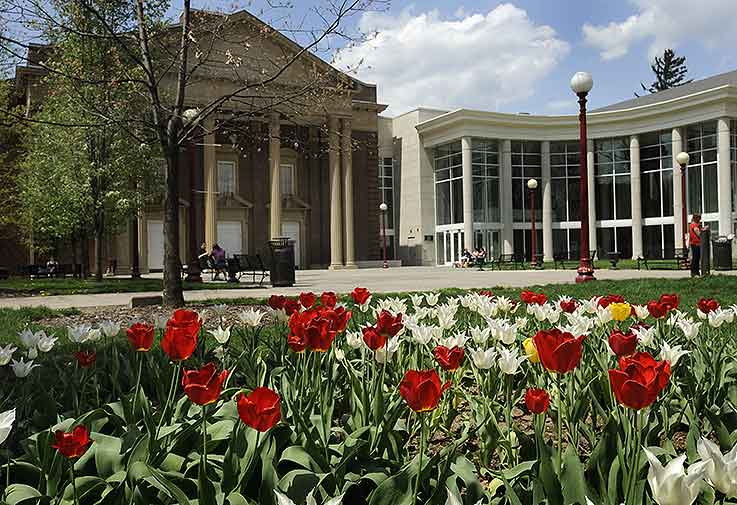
[638,48,692,95]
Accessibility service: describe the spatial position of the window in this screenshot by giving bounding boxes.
[280,163,295,196]
[379,157,394,229]
[217,161,236,194]
[639,131,673,219]
[434,141,463,225]
[596,226,633,258]
[686,121,718,215]
[643,224,675,257]
[550,141,581,222]
[730,120,737,214]
[471,138,500,223]
[595,138,631,220]
[511,141,542,223]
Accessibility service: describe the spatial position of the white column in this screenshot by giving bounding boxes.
[586,139,597,252]
[204,124,217,248]
[269,113,282,239]
[342,118,357,268]
[461,137,474,250]
[328,116,343,269]
[630,135,643,259]
[501,139,514,254]
[541,141,553,261]
[672,127,685,248]
[717,117,733,235]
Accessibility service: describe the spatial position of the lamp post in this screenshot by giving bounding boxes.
[527,178,539,267]
[676,151,690,251]
[571,71,596,283]
[379,202,388,269]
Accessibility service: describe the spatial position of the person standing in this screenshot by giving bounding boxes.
[689,214,705,277]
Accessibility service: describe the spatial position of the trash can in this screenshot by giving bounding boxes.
[269,238,295,287]
[712,236,734,271]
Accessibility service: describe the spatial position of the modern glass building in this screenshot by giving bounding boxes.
[383,71,737,266]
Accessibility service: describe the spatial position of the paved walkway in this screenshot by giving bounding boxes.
[1,266,729,310]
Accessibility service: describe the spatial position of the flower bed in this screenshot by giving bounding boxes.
[1,288,737,504]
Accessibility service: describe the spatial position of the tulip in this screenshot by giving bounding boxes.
[525,388,550,414]
[658,341,690,368]
[533,329,585,374]
[283,298,300,316]
[659,293,679,311]
[299,292,317,309]
[647,301,668,319]
[74,350,96,368]
[491,319,520,345]
[376,310,403,338]
[153,315,168,330]
[633,304,650,320]
[697,297,720,315]
[362,326,386,351]
[697,437,737,497]
[644,448,709,505]
[497,347,526,375]
[37,335,57,353]
[438,333,468,349]
[676,319,701,339]
[608,329,638,357]
[0,408,15,445]
[632,324,656,347]
[237,387,281,432]
[346,331,363,349]
[0,344,17,366]
[320,291,337,308]
[268,295,286,310]
[52,425,92,459]
[182,363,228,405]
[469,326,491,345]
[609,352,670,410]
[609,302,631,321]
[11,358,38,378]
[410,293,424,307]
[351,287,371,306]
[708,308,731,328]
[99,321,121,338]
[399,369,446,412]
[425,293,440,307]
[597,294,625,308]
[375,337,400,364]
[469,348,496,370]
[86,328,102,342]
[559,298,577,314]
[162,309,201,361]
[67,324,91,344]
[410,325,435,346]
[522,337,540,363]
[127,323,154,352]
[18,328,41,350]
[433,345,465,371]
[239,308,265,327]
[210,304,228,318]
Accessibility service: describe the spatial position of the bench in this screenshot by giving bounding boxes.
[637,249,689,270]
[493,253,526,270]
[19,263,79,278]
[554,250,596,270]
[233,253,270,287]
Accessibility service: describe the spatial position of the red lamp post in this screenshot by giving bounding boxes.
[527,178,539,267]
[571,72,596,283]
[380,202,388,269]
[676,151,690,250]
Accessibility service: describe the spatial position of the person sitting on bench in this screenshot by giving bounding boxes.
[210,243,227,280]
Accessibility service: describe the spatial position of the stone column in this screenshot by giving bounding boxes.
[269,112,282,239]
[342,118,357,268]
[630,135,643,259]
[672,127,685,247]
[328,116,343,269]
[501,139,514,254]
[586,139,597,252]
[461,137,474,250]
[717,117,733,235]
[204,124,218,248]
[541,141,553,261]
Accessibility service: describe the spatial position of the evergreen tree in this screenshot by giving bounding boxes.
[638,48,692,95]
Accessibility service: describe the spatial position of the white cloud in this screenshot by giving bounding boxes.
[333,4,570,116]
[583,0,737,61]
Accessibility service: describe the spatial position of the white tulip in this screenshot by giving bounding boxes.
[494,296,516,314]
[18,328,41,350]
[209,326,231,345]
[469,326,491,345]
[437,313,457,330]
[67,324,91,344]
[665,310,686,327]
[697,437,737,497]
[497,347,526,375]
[632,325,657,347]
[469,348,496,370]
[413,307,432,321]
[0,344,17,366]
[26,347,38,360]
[239,308,265,327]
[346,331,363,349]
[676,319,701,340]
[211,304,228,317]
[153,315,169,330]
[633,305,650,320]
[375,337,400,364]
[410,325,435,346]
[99,321,121,338]
[425,293,439,307]
[268,308,289,324]
[438,333,468,349]
[644,447,709,505]
[696,309,708,320]
[708,309,731,328]
[10,358,39,378]
[659,341,690,368]
[37,335,58,353]
[334,348,345,361]
[580,297,600,315]
[595,306,613,326]
[86,328,102,342]
[358,298,372,313]
[409,294,424,307]
[0,408,15,445]
[490,320,519,346]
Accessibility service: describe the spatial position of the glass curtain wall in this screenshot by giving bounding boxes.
[595,137,633,258]
[472,139,502,257]
[550,141,581,258]
[686,121,719,232]
[379,156,396,258]
[640,131,675,257]
[434,141,464,265]
[511,141,542,260]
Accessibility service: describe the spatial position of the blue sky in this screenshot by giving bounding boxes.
[188,0,737,116]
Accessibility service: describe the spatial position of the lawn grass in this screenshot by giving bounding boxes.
[0,306,81,343]
[0,277,259,296]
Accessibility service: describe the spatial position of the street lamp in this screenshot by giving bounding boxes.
[379,202,389,269]
[676,151,690,250]
[527,178,539,268]
[571,71,596,283]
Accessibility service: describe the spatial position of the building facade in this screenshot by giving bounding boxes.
[385,72,737,266]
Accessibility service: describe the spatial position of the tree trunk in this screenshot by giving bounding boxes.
[81,230,90,278]
[163,143,185,307]
[95,211,104,282]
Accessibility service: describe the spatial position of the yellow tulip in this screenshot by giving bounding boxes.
[609,302,631,322]
[523,337,540,363]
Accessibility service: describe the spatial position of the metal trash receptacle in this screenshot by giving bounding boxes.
[269,238,295,287]
[712,236,733,271]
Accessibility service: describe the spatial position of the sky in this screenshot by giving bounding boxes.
[188,0,737,117]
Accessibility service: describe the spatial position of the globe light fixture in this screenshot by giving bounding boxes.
[676,151,690,168]
[570,72,594,95]
[527,178,538,190]
[379,202,388,212]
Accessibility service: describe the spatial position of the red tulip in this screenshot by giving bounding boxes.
[305,319,337,352]
[162,309,201,361]
[288,306,350,353]
[283,298,300,316]
[127,323,154,352]
[479,289,494,298]
[559,299,578,314]
[532,329,585,374]
[323,306,352,333]
[74,350,96,368]
[351,287,371,305]
[433,345,465,371]
[609,352,671,410]
[659,293,679,312]
[525,388,550,414]
[299,292,317,309]
[52,425,92,459]
[182,363,228,405]
[521,290,547,305]
[646,300,667,319]
[320,291,338,308]
[399,369,447,413]
[362,326,386,350]
[268,295,286,310]
[608,329,638,357]
[237,387,281,432]
[376,310,403,338]
[698,297,720,314]
[597,294,625,308]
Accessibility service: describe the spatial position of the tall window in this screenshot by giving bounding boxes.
[217,161,236,194]
[730,120,737,215]
[472,139,500,223]
[434,141,463,225]
[280,163,295,196]
[595,138,631,220]
[686,121,718,216]
[640,131,674,256]
[379,157,394,229]
[511,141,542,223]
[550,141,581,256]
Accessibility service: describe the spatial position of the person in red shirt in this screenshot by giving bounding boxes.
[689,214,705,277]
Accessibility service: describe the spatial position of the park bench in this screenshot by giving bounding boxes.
[554,250,596,270]
[637,248,689,270]
[493,253,526,270]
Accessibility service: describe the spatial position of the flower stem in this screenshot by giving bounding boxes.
[154,361,181,444]
[131,353,143,421]
[556,383,563,475]
[413,414,426,505]
[4,450,10,503]
[70,463,79,505]
[505,376,514,466]
[201,405,208,480]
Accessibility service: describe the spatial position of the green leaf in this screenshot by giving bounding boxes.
[4,484,43,505]
[368,468,413,505]
[145,465,192,505]
[561,445,588,505]
[93,433,124,478]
